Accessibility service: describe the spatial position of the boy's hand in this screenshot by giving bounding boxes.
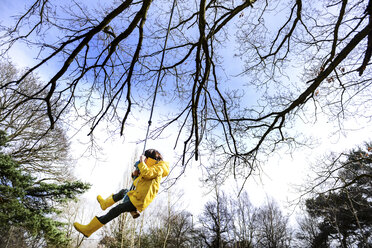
[132,170,140,178]
[140,155,146,163]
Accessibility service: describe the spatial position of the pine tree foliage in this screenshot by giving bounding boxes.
[300,143,372,247]
[0,130,90,247]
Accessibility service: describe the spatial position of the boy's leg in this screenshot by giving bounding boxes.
[97,189,128,210]
[112,189,128,202]
[97,199,137,224]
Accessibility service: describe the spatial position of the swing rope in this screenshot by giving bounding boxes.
[126,0,176,196]
[125,3,177,245]
[142,0,177,153]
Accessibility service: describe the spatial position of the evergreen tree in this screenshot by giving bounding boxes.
[0,131,90,247]
[303,143,372,247]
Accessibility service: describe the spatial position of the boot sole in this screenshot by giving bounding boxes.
[130,211,140,219]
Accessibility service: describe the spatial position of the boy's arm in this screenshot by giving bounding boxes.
[134,161,140,170]
[131,161,140,179]
[132,170,140,178]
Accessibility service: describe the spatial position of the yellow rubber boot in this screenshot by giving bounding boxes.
[97,194,115,210]
[73,216,103,238]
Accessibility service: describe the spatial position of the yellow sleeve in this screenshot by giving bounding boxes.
[138,161,164,179]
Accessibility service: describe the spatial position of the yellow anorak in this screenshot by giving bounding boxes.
[127,157,169,212]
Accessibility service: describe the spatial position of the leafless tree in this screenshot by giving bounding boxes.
[1,0,371,184]
[59,200,86,248]
[161,210,195,248]
[254,199,292,248]
[198,190,233,248]
[230,191,257,248]
[0,61,72,180]
[295,214,323,248]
